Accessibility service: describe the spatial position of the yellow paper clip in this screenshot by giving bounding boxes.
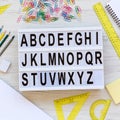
[54,92,90,120]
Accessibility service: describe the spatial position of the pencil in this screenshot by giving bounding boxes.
[0,35,15,56]
[0,31,6,41]
[0,32,10,47]
[0,25,3,33]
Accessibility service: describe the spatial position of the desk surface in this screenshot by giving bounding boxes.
[0,0,120,119]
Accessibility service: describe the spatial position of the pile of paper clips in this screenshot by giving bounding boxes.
[19,0,82,23]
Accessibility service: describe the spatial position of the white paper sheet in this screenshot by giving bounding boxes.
[0,79,53,120]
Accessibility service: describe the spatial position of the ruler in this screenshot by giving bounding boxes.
[93,2,120,57]
[54,92,90,120]
[90,99,111,120]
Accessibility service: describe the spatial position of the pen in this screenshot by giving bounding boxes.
[0,31,6,41]
[0,25,3,33]
[0,32,10,47]
[0,35,15,56]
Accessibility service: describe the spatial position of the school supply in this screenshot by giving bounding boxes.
[0,31,6,41]
[93,2,120,57]
[0,32,10,47]
[0,25,3,33]
[0,59,11,72]
[0,79,53,120]
[106,79,120,104]
[0,35,15,56]
[54,92,90,120]
[90,99,111,120]
[19,0,82,23]
[105,0,120,27]
[0,4,11,14]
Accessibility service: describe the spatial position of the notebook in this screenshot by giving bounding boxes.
[0,79,53,120]
[105,0,120,27]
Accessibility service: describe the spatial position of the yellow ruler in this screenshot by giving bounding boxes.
[54,92,90,120]
[90,99,111,120]
[93,2,120,57]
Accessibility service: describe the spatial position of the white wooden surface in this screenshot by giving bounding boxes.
[0,0,120,119]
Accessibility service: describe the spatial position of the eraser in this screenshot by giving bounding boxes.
[106,79,120,104]
[0,59,11,72]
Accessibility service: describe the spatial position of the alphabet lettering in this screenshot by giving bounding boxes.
[48,33,55,46]
[19,28,103,90]
[85,52,93,65]
[22,53,27,66]
[39,34,45,46]
[50,73,56,85]
[30,34,36,46]
[68,72,75,85]
[31,53,38,66]
[87,71,93,84]
[75,32,82,45]
[67,32,73,45]
[58,33,64,46]
[85,32,91,45]
[22,73,28,86]
[58,72,66,85]
[77,71,84,84]
[31,73,37,86]
[21,34,28,47]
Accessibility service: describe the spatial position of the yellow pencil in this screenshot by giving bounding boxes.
[0,31,6,41]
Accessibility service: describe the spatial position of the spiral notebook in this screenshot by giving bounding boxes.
[105,0,120,27]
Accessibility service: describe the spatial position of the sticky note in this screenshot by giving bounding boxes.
[0,59,11,72]
[106,79,120,104]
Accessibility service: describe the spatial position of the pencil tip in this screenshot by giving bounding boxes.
[12,35,15,39]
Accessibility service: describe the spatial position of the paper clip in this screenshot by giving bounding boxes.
[17,15,23,23]
[75,6,82,17]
